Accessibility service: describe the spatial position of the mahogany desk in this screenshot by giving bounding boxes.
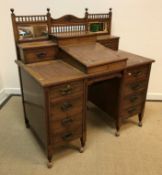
[11,8,154,168]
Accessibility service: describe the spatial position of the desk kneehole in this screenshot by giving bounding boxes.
[87,60,126,74]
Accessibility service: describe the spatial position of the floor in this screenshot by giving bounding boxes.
[0,96,162,175]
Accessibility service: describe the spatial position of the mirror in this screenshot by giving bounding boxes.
[18,25,48,40]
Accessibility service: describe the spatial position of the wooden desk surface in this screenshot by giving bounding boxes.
[117,50,155,68]
[16,60,85,87]
[61,43,127,68]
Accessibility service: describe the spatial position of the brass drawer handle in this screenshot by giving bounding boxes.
[60,85,72,95]
[133,71,142,77]
[129,95,138,102]
[36,52,47,58]
[130,83,141,90]
[61,117,73,125]
[128,108,136,114]
[62,132,73,141]
[61,102,72,111]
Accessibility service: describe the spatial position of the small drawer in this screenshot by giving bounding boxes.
[98,38,119,50]
[50,96,83,120]
[121,104,143,118]
[122,91,146,108]
[50,113,82,134]
[124,80,148,95]
[51,127,82,145]
[49,81,83,101]
[20,46,58,64]
[125,66,149,82]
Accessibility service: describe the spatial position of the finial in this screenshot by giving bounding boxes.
[10,8,15,14]
[47,8,50,14]
[85,8,88,14]
[109,8,112,13]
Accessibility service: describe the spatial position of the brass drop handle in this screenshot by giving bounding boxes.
[60,85,72,95]
[61,102,72,111]
[36,52,47,58]
[133,71,142,77]
[131,83,141,90]
[61,117,73,125]
[62,133,73,140]
[128,107,136,114]
[129,95,138,102]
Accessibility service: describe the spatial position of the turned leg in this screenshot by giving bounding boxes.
[115,118,121,137]
[25,118,30,129]
[47,155,53,168]
[138,113,143,127]
[79,137,85,153]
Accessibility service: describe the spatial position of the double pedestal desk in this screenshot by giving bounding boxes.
[11,9,154,167]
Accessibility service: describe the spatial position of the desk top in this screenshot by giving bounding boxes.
[16,60,85,87]
[117,51,155,68]
[61,43,127,68]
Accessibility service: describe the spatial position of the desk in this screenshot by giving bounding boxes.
[11,8,154,168]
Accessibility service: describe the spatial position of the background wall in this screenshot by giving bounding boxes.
[0,0,162,104]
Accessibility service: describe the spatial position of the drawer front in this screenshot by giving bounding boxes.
[125,66,149,82]
[50,113,82,134]
[122,91,146,109]
[121,104,143,118]
[50,95,83,121]
[124,80,148,96]
[98,39,119,50]
[49,81,83,101]
[51,126,82,145]
[23,46,57,63]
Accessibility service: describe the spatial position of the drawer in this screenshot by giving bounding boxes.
[98,38,119,50]
[51,126,82,145]
[124,80,148,95]
[125,66,149,82]
[49,81,83,101]
[50,113,82,134]
[50,96,83,120]
[121,104,143,118]
[122,91,146,108]
[20,46,58,64]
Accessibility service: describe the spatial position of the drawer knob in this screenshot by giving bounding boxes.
[61,102,72,111]
[60,85,72,95]
[62,132,73,140]
[36,52,47,58]
[61,117,73,125]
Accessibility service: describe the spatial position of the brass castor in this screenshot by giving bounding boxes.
[115,131,120,137]
[79,146,84,153]
[47,161,53,168]
[138,121,143,127]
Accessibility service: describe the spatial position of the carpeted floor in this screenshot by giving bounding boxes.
[0,96,162,175]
